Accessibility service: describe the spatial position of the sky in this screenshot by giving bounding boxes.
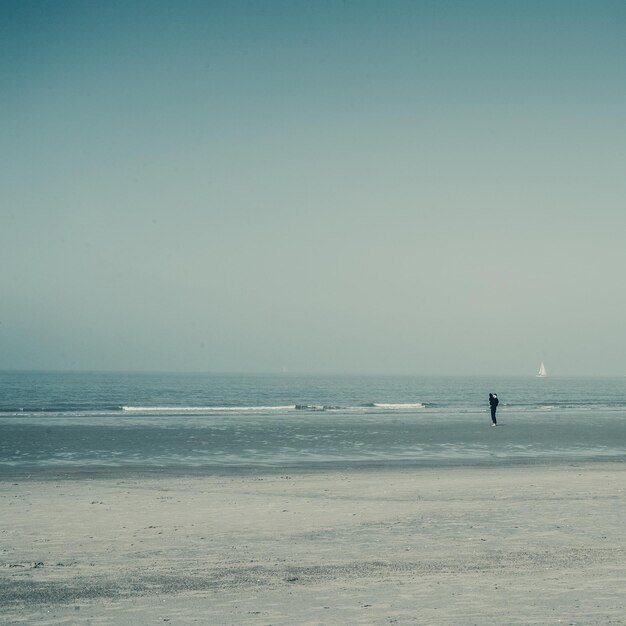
[1,0,625,376]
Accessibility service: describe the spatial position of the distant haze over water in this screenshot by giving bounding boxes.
[1,1,626,376]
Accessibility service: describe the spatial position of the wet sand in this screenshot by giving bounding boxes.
[2,462,626,625]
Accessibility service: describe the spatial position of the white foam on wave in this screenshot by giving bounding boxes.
[120,402,427,414]
[121,405,295,413]
[373,403,426,409]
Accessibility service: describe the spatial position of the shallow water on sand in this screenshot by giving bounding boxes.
[1,372,625,471]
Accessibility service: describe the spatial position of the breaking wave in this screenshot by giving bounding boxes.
[121,405,295,413]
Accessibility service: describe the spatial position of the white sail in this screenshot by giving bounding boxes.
[536,362,547,377]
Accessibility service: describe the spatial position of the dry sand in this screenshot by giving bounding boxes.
[2,462,626,625]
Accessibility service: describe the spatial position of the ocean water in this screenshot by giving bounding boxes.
[1,371,625,473]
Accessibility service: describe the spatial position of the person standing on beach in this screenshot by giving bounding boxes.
[489,393,499,426]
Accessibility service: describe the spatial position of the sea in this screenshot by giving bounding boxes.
[1,371,625,474]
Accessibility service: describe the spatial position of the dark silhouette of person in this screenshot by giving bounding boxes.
[489,393,499,425]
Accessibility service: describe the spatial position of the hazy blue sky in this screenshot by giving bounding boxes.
[1,0,625,375]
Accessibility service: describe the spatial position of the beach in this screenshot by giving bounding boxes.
[2,462,626,625]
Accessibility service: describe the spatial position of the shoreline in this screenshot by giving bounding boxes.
[3,461,626,624]
[2,455,625,482]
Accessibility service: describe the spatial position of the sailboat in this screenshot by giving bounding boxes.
[536,362,547,378]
